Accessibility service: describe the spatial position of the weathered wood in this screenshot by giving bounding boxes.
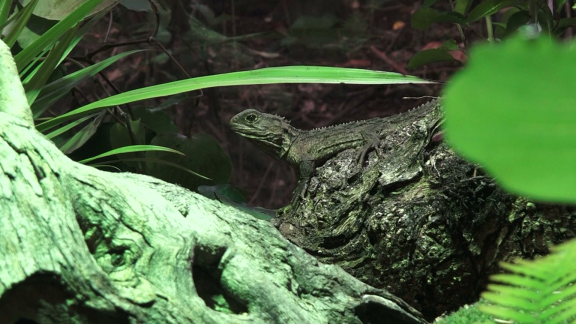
[275,99,576,320]
[0,40,425,324]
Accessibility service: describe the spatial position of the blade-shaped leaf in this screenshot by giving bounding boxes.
[36,66,435,132]
[86,157,209,179]
[3,0,39,47]
[58,110,105,154]
[31,49,144,118]
[14,0,106,71]
[78,145,185,164]
[0,0,13,28]
[45,113,97,139]
[24,25,78,105]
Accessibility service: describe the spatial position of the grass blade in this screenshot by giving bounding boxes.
[0,0,12,28]
[24,25,78,105]
[58,110,105,154]
[45,113,97,139]
[78,146,185,163]
[14,0,106,71]
[31,50,145,117]
[3,0,39,47]
[36,66,435,132]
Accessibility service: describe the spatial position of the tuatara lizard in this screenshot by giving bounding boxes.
[229,99,442,206]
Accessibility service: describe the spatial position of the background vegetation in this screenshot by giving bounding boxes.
[4,0,576,322]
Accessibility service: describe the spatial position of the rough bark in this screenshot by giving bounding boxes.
[0,43,426,323]
[274,98,576,320]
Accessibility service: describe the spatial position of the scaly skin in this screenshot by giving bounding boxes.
[229,99,441,206]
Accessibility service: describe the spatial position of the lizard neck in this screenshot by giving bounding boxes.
[249,122,300,160]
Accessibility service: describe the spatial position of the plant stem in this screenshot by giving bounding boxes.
[485,15,494,42]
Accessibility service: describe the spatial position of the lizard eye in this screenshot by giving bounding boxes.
[245,114,258,123]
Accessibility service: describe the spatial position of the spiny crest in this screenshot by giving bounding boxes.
[310,120,365,132]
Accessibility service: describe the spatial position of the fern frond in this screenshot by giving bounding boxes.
[479,238,576,324]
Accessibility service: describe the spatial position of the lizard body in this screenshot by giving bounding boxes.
[230,99,441,204]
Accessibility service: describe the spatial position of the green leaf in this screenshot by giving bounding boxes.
[411,8,439,30]
[443,36,576,203]
[31,49,144,118]
[16,13,56,50]
[407,48,458,69]
[434,11,469,26]
[132,106,178,134]
[422,0,440,8]
[22,0,117,20]
[35,66,435,132]
[3,0,39,47]
[59,111,105,154]
[0,0,11,27]
[554,17,576,36]
[0,4,26,32]
[556,0,568,12]
[478,239,576,322]
[24,25,77,105]
[505,11,530,35]
[120,0,152,12]
[290,14,338,30]
[468,0,517,22]
[88,157,210,179]
[148,93,188,112]
[78,145,184,164]
[454,0,473,14]
[198,184,248,204]
[14,0,106,71]
[441,39,460,51]
[109,119,147,168]
[481,291,539,311]
[146,133,232,191]
[478,304,537,322]
[45,113,98,139]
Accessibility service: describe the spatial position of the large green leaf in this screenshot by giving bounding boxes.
[36,66,435,132]
[16,13,56,49]
[20,0,118,20]
[443,36,576,203]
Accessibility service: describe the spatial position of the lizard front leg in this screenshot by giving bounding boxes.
[291,160,315,205]
[356,133,381,166]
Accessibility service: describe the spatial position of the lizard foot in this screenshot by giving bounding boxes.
[355,138,380,167]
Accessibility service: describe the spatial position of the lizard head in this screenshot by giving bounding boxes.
[230,109,298,159]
